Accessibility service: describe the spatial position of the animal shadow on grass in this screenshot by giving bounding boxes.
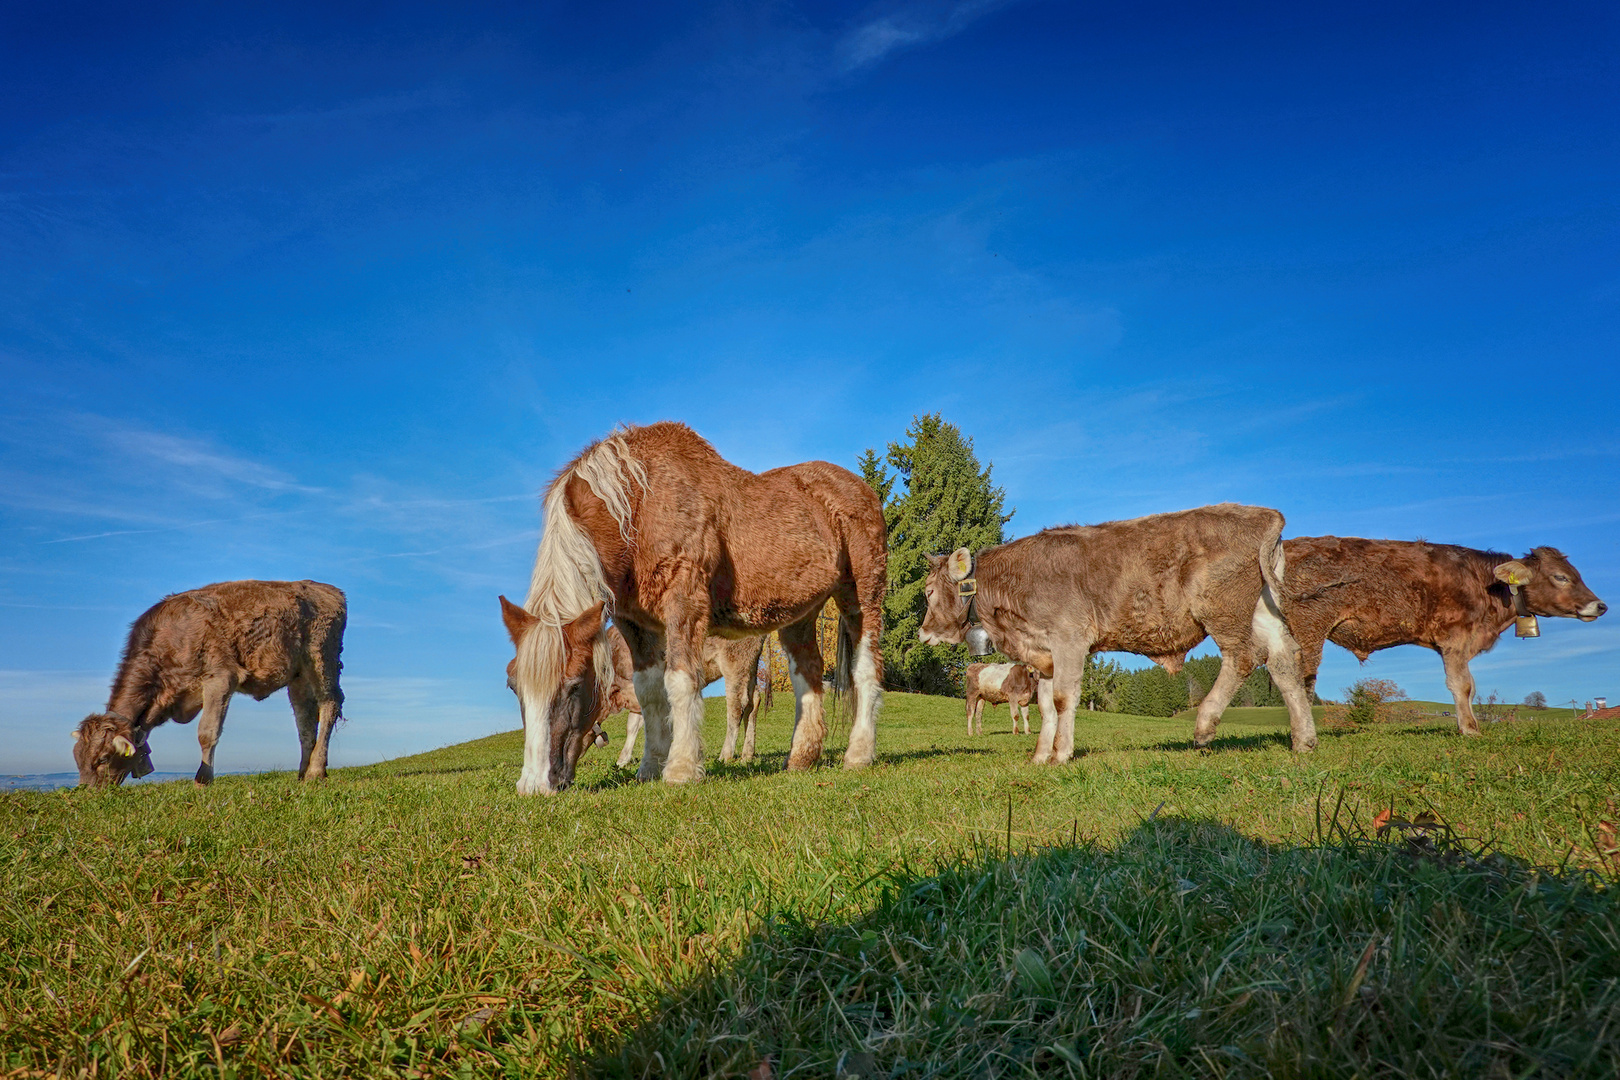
[1106,730,1293,756]
[577,811,1620,1079]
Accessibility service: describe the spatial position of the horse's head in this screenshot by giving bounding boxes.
[72,713,154,788]
[500,596,611,794]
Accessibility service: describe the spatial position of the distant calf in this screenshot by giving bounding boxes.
[965,662,1038,735]
[609,626,770,767]
[1268,538,1605,735]
[72,580,346,787]
[921,504,1318,760]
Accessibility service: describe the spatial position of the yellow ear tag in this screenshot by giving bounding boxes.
[1507,570,1527,586]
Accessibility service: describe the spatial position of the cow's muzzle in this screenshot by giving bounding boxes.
[1579,600,1607,621]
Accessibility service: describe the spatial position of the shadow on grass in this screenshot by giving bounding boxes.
[576,810,1620,1079]
[577,747,1001,792]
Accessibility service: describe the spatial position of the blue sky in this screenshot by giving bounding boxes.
[2,0,1616,774]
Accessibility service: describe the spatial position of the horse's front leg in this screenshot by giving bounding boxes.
[660,611,709,785]
[619,621,668,783]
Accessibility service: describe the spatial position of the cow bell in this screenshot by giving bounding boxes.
[965,625,995,656]
[1510,584,1540,638]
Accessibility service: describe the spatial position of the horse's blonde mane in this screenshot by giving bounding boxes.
[516,431,646,708]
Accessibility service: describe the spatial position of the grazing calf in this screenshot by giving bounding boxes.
[73,580,346,787]
[921,504,1318,760]
[965,662,1038,735]
[610,626,771,767]
[1269,538,1606,735]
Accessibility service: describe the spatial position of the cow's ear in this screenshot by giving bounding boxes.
[499,595,539,648]
[72,729,82,743]
[1495,560,1534,586]
[111,735,136,757]
[926,553,946,570]
[947,548,973,582]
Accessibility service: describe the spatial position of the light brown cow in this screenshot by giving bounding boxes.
[72,580,346,787]
[920,504,1318,761]
[965,662,1038,735]
[1258,538,1606,736]
[608,626,771,767]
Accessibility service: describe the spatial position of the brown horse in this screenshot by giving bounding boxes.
[497,421,886,794]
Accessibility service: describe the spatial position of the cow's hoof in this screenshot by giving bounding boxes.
[194,765,214,786]
[635,765,659,782]
[661,763,703,784]
[1292,738,1318,753]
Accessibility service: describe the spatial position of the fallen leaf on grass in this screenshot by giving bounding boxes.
[461,853,484,872]
[455,1006,495,1034]
[1597,819,1619,873]
[1372,808,1392,832]
[216,1024,243,1046]
[748,1057,773,1080]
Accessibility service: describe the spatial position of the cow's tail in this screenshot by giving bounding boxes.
[1257,510,1290,618]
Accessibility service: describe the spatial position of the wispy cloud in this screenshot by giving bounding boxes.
[837,0,1024,72]
[101,426,320,494]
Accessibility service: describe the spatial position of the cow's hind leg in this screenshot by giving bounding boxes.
[289,680,321,779]
[1252,592,1318,752]
[780,616,826,771]
[308,697,340,780]
[1033,647,1087,765]
[1442,649,1482,736]
[719,660,747,764]
[195,674,236,786]
[1192,652,1250,748]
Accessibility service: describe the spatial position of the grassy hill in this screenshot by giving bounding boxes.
[3,692,1618,1077]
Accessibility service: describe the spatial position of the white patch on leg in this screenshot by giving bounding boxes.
[632,666,668,780]
[1032,677,1057,764]
[662,669,705,784]
[1251,586,1318,751]
[516,689,553,795]
[843,633,881,768]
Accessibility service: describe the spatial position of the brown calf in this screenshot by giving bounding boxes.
[73,580,346,787]
[921,504,1318,760]
[1270,538,1605,735]
[608,626,771,767]
[965,662,1038,735]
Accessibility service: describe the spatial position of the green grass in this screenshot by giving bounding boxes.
[3,694,1617,1078]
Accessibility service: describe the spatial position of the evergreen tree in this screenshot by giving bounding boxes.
[860,414,1013,694]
